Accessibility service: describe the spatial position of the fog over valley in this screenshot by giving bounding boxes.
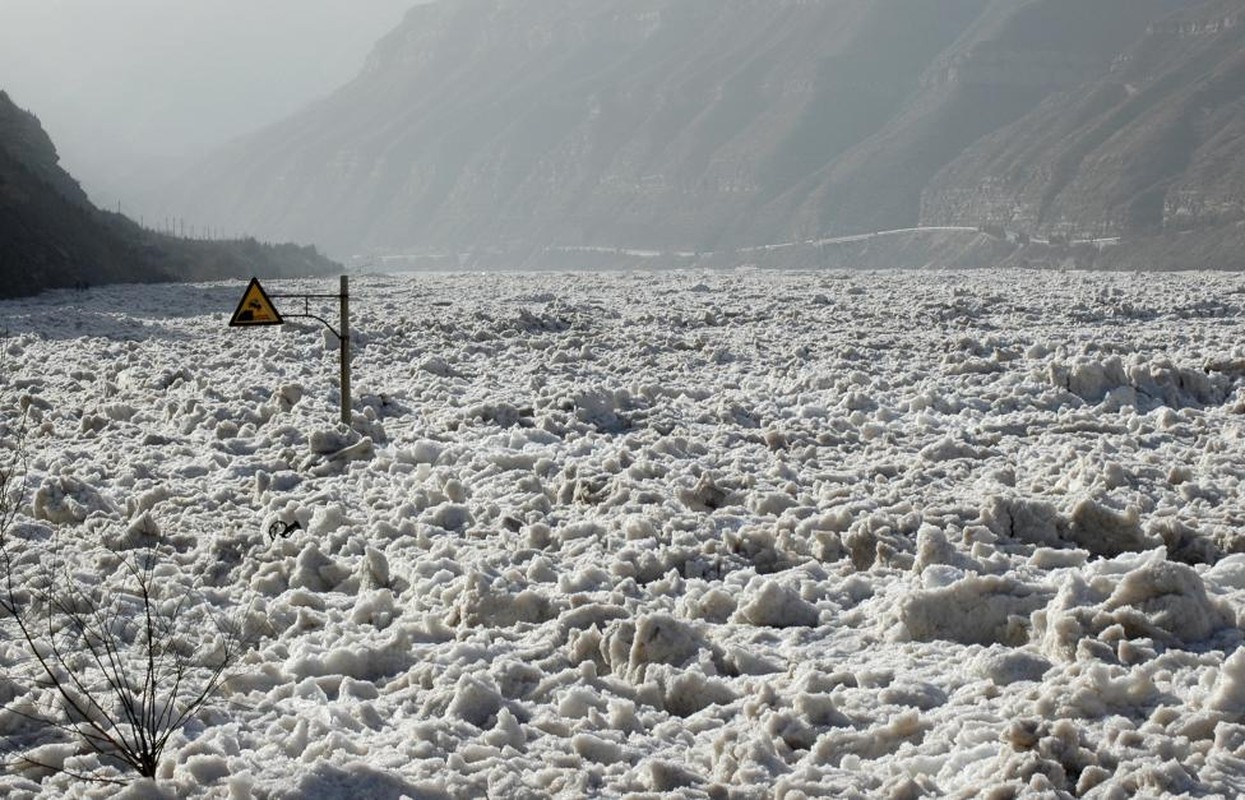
[8,0,1245,271]
[0,0,416,212]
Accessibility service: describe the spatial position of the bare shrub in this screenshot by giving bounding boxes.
[0,404,241,781]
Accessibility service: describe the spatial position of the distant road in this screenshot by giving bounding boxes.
[738,226,980,253]
[370,226,1118,267]
[745,226,1121,251]
[542,227,986,260]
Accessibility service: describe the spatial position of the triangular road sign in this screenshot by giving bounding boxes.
[229,277,284,326]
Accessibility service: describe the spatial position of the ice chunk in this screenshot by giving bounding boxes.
[735,578,820,628]
[451,572,554,628]
[1051,355,1228,409]
[359,546,390,590]
[663,670,737,717]
[427,502,473,531]
[448,674,504,728]
[982,495,1064,547]
[1206,554,1245,592]
[974,647,1053,685]
[919,436,993,463]
[572,732,628,764]
[643,760,705,792]
[289,543,351,593]
[177,754,231,785]
[110,509,161,549]
[1207,648,1245,714]
[32,475,116,523]
[404,439,443,464]
[1053,357,1128,403]
[1104,559,1229,642]
[1034,552,1230,660]
[605,614,718,683]
[628,614,702,672]
[1064,498,1158,557]
[901,574,1049,646]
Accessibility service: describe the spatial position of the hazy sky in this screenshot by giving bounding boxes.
[0,0,417,206]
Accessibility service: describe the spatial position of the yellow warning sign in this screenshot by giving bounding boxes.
[229,277,284,327]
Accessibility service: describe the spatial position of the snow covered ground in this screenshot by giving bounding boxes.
[3,268,1245,799]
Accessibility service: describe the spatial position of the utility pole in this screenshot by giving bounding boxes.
[339,276,351,427]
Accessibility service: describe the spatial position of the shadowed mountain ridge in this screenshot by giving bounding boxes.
[0,90,338,299]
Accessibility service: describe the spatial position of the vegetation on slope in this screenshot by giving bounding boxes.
[0,90,336,299]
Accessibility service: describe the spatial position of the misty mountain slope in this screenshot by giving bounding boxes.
[0,90,172,298]
[157,0,1245,265]
[773,0,1194,240]
[0,91,338,299]
[0,93,91,206]
[921,0,1245,238]
[155,0,992,256]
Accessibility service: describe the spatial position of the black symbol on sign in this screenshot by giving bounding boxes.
[268,520,303,541]
[237,299,264,322]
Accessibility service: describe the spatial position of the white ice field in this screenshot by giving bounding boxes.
[3,268,1245,798]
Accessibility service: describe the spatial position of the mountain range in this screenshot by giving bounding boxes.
[0,91,337,299]
[145,0,1245,269]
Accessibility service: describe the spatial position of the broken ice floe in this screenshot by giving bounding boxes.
[6,271,1245,797]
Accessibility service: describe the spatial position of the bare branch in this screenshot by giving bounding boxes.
[1,532,243,781]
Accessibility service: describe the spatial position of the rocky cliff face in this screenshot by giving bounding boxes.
[0,95,91,207]
[0,91,338,298]
[920,0,1245,242]
[153,0,1245,267]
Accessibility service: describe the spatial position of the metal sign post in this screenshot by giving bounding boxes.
[338,276,351,427]
[229,276,352,427]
